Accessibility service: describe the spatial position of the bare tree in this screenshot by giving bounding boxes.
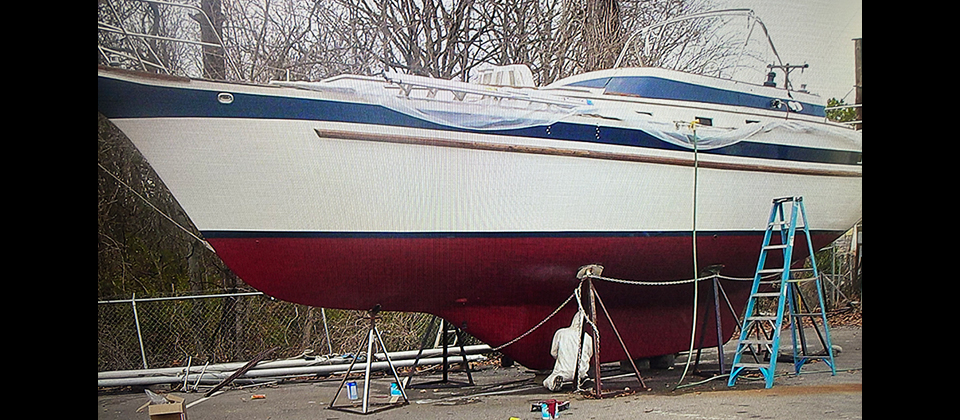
[193,0,226,79]
[221,0,329,81]
[479,0,576,85]
[477,0,738,85]
[334,0,495,80]
[583,0,624,72]
[100,0,747,84]
[98,0,178,74]
[99,0,229,78]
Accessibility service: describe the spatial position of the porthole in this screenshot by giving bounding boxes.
[217,92,234,104]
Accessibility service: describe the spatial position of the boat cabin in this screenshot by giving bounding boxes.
[545,67,826,119]
[474,64,536,88]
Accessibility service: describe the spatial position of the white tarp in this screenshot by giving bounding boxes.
[596,106,863,151]
[272,76,861,151]
[272,74,597,131]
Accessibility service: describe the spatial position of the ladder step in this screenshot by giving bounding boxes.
[758,267,812,274]
[765,225,806,230]
[747,316,777,322]
[763,244,789,250]
[752,292,781,298]
[734,363,770,368]
[739,338,774,345]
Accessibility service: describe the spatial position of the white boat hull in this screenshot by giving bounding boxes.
[98,67,861,370]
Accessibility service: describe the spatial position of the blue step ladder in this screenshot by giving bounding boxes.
[727,197,836,388]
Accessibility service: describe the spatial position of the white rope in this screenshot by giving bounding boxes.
[585,273,767,286]
[487,269,778,380]
[489,271,776,353]
[490,275,625,353]
[584,259,780,389]
[573,284,601,393]
[574,285,601,351]
[490,287,578,352]
[586,274,702,286]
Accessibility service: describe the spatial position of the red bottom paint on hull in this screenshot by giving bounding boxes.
[206,233,838,370]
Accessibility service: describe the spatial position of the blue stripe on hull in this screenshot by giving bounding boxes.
[567,76,826,117]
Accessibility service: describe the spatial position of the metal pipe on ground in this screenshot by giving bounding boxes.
[97,354,487,387]
[98,344,491,381]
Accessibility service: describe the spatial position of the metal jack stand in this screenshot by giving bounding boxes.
[406,316,475,388]
[691,265,743,376]
[574,265,648,398]
[328,305,409,415]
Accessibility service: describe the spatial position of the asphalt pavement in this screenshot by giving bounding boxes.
[98,325,861,420]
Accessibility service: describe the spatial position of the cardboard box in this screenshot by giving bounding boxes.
[147,394,187,420]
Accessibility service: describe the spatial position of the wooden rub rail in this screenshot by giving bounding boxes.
[314,128,862,178]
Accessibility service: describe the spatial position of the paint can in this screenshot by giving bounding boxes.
[539,400,559,419]
[347,381,358,400]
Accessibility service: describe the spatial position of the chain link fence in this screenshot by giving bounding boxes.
[97,291,472,373]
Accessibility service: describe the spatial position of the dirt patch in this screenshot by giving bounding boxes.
[700,382,861,397]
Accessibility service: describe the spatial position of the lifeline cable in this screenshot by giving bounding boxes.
[98,162,215,252]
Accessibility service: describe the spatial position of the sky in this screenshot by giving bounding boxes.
[719,0,862,101]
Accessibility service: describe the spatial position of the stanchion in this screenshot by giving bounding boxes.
[690,265,742,376]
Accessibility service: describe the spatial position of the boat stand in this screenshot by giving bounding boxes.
[574,265,648,398]
[328,306,409,415]
[691,266,743,376]
[406,315,475,388]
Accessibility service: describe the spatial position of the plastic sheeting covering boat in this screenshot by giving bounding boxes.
[97,11,861,371]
